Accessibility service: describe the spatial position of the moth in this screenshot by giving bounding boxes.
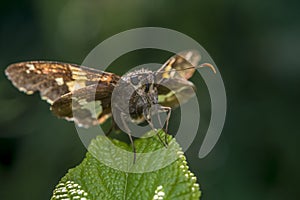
[5,51,216,152]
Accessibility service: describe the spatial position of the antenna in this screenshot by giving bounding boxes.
[156,62,217,75]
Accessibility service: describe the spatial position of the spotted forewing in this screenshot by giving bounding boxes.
[5,51,201,127]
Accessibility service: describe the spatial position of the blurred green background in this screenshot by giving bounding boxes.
[1,0,299,199]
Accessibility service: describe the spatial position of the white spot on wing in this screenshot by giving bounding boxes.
[67,81,86,92]
[82,100,102,118]
[55,77,64,86]
[41,96,53,104]
[26,64,35,71]
[18,87,33,95]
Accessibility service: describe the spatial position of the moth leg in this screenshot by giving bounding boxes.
[160,106,171,145]
[105,123,114,136]
[143,111,157,132]
[105,117,116,136]
[120,112,136,163]
[156,131,168,148]
[144,111,167,148]
[105,118,120,136]
[156,110,163,129]
[144,110,168,148]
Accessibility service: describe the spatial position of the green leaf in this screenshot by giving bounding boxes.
[51,131,201,200]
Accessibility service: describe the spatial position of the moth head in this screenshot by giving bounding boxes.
[127,70,156,94]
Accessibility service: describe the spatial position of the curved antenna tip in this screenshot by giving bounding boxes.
[198,63,217,74]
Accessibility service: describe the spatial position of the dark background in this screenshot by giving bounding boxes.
[0,0,299,199]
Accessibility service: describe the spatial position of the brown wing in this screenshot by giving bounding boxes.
[156,50,200,108]
[5,61,120,104]
[51,84,114,127]
[157,78,196,108]
[156,50,201,80]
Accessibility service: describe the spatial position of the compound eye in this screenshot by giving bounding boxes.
[145,83,150,92]
[130,76,139,85]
